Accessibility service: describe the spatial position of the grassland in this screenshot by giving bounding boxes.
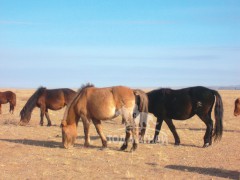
[0,89,239,179]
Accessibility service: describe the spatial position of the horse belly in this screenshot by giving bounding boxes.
[88,96,117,120]
[0,99,7,104]
[169,100,194,120]
[46,100,65,110]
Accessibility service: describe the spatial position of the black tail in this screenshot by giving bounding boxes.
[212,90,223,141]
[134,89,148,139]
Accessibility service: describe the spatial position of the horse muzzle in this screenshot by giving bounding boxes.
[18,120,28,126]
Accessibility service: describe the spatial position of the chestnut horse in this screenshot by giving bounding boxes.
[19,87,76,126]
[144,86,223,148]
[0,91,16,114]
[61,84,148,151]
[234,98,240,116]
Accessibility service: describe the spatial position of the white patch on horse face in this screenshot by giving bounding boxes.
[197,101,202,107]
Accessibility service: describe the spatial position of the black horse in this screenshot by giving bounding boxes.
[145,86,223,148]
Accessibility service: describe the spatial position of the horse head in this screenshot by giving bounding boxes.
[61,122,77,149]
[234,98,240,116]
[19,107,32,125]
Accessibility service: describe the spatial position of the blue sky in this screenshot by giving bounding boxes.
[0,0,239,88]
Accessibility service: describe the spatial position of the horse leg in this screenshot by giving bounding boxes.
[9,103,12,114]
[164,119,180,145]
[82,116,91,147]
[0,104,2,114]
[130,118,139,151]
[39,107,45,126]
[10,104,14,114]
[93,119,107,148]
[150,118,164,143]
[199,115,213,148]
[120,115,139,151]
[120,125,131,151]
[45,109,52,126]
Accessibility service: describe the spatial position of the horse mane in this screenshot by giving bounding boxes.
[20,87,46,119]
[153,88,172,97]
[61,83,95,126]
[77,83,95,93]
[160,88,172,95]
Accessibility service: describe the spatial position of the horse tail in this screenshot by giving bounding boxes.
[7,91,16,107]
[19,87,46,125]
[12,92,16,107]
[212,90,223,141]
[133,89,149,139]
[11,92,17,113]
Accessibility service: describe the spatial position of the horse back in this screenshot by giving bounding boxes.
[148,86,215,120]
[39,89,66,110]
[81,86,135,120]
[0,91,16,104]
[62,89,76,104]
[112,86,135,109]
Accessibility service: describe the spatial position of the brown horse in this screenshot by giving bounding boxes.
[61,84,148,151]
[234,98,240,116]
[0,91,16,114]
[19,87,76,126]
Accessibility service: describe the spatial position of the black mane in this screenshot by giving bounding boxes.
[20,86,46,118]
[77,83,95,93]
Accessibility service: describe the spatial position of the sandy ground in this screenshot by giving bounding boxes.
[0,89,239,179]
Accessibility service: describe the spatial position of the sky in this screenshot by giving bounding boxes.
[0,0,239,88]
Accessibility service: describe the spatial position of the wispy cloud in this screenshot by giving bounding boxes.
[79,20,176,25]
[0,20,34,25]
[118,20,176,25]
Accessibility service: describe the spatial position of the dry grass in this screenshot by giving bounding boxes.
[0,89,239,179]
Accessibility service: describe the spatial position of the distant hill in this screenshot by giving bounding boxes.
[140,85,240,90]
[214,85,240,90]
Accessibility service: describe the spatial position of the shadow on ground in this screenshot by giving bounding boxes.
[165,165,239,180]
[176,127,240,133]
[0,138,122,151]
[0,138,61,148]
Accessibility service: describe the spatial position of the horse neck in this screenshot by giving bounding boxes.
[62,88,87,126]
[62,101,80,126]
[21,89,44,119]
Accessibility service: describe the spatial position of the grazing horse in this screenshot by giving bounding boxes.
[0,91,16,114]
[61,84,148,151]
[234,98,240,116]
[19,87,76,126]
[144,86,223,148]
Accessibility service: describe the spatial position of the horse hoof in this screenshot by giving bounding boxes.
[19,121,27,126]
[99,147,108,151]
[130,143,138,152]
[150,140,157,144]
[102,141,107,148]
[203,143,210,148]
[63,143,73,149]
[84,143,90,148]
[120,144,128,151]
[47,123,52,127]
[175,142,180,146]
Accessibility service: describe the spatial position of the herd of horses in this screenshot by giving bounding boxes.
[0,85,239,151]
